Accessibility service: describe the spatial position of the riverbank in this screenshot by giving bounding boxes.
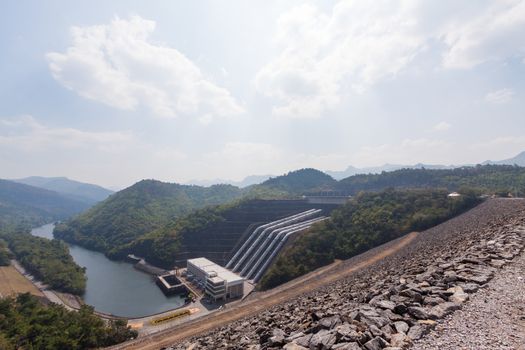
[29,224,187,319]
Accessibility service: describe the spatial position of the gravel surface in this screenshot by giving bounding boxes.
[413,249,525,350]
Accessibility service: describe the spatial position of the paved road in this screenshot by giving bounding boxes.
[109,231,419,350]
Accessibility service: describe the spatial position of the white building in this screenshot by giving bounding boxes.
[187,257,244,301]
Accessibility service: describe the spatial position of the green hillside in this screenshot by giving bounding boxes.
[255,168,337,194]
[0,179,90,229]
[335,164,525,195]
[53,180,243,254]
[259,188,481,289]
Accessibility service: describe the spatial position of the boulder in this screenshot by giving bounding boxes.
[283,343,308,350]
[393,321,409,334]
[407,306,431,320]
[332,343,362,350]
[309,329,337,350]
[407,325,426,340]
[363,336,388,350]
[390,333,411,348]
[447,286,469,304]
[429,302,461,319]
[319,315,342,329]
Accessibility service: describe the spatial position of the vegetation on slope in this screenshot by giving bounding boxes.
[0,179,90,229]
[53,165,524,269]
[53,180,243,255]
[1,231,86,295]
[259,188,481,289]
[0,239,10,266]
[335,164,525,195]
[0,293,137,350]
[256,168,337,194]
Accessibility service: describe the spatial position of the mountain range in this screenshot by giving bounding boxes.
[13,176,113,205]
[0,179,91,228]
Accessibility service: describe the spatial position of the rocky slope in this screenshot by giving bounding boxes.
[168,198,525,350]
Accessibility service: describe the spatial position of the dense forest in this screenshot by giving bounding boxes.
[0,293,137,349]
[259,188,481,289]
[335,165,525,195]
[256,168,337,194]
[53,180,243,255]
[1,232,86,295]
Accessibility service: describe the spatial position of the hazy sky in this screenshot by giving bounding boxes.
[1,0,525,188]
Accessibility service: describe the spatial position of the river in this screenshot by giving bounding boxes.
[31,224,185,318]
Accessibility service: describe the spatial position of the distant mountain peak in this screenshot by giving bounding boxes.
[13,176,113,205]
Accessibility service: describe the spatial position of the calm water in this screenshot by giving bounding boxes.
[31,224,184,318]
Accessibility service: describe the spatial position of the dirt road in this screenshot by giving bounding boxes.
[111,231,418,350]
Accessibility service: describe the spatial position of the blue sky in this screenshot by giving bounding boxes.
[1,0,524,188]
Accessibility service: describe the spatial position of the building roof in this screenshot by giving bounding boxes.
[188,257,244,285]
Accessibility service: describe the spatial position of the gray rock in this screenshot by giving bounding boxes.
[336,323,366,343]
[423,296,445,306]
[390,332,411,347]
[407,325,426,340]
[393,321,409,334]
[294,334,313,348]
[370,297,396,311]
[447,286,469,304]
[319,315,342,329]
[309,329,337,350]
[363,336,388,350]
[429,302,461,319]
[332,343,362,350]
[407,306,431,320]
[283,343,308,350]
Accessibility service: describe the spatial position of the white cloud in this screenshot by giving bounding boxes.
[47,15,243,121]
[255,1,424,118]
[433,121,451,131]
[440,0,525,69]
[256,0,525,118]
[485,88,515,104]
[0,115,133,153]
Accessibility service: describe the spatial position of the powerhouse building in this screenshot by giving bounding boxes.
[187,257,244,300]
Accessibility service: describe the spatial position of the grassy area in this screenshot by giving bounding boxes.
[0,265,43,298]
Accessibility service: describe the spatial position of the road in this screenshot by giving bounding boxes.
[110,231,419,350]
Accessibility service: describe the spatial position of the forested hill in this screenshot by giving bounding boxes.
[0,179,90,229]
[255,168,337,194]
[53,180,243,253]
[335,165,525,195]
[14,176,113,205]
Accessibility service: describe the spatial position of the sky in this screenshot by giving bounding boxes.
[1,0,525,189]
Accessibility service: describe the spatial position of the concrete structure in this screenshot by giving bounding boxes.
[303,195,351,205]
[187,258,244,301]
[226,209,328,282]
[156,274,188,296]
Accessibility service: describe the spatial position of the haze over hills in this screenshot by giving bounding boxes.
[187,175,273,188]
[484,150,525,167]
[13,176,113,205]
[0,179,91,228]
